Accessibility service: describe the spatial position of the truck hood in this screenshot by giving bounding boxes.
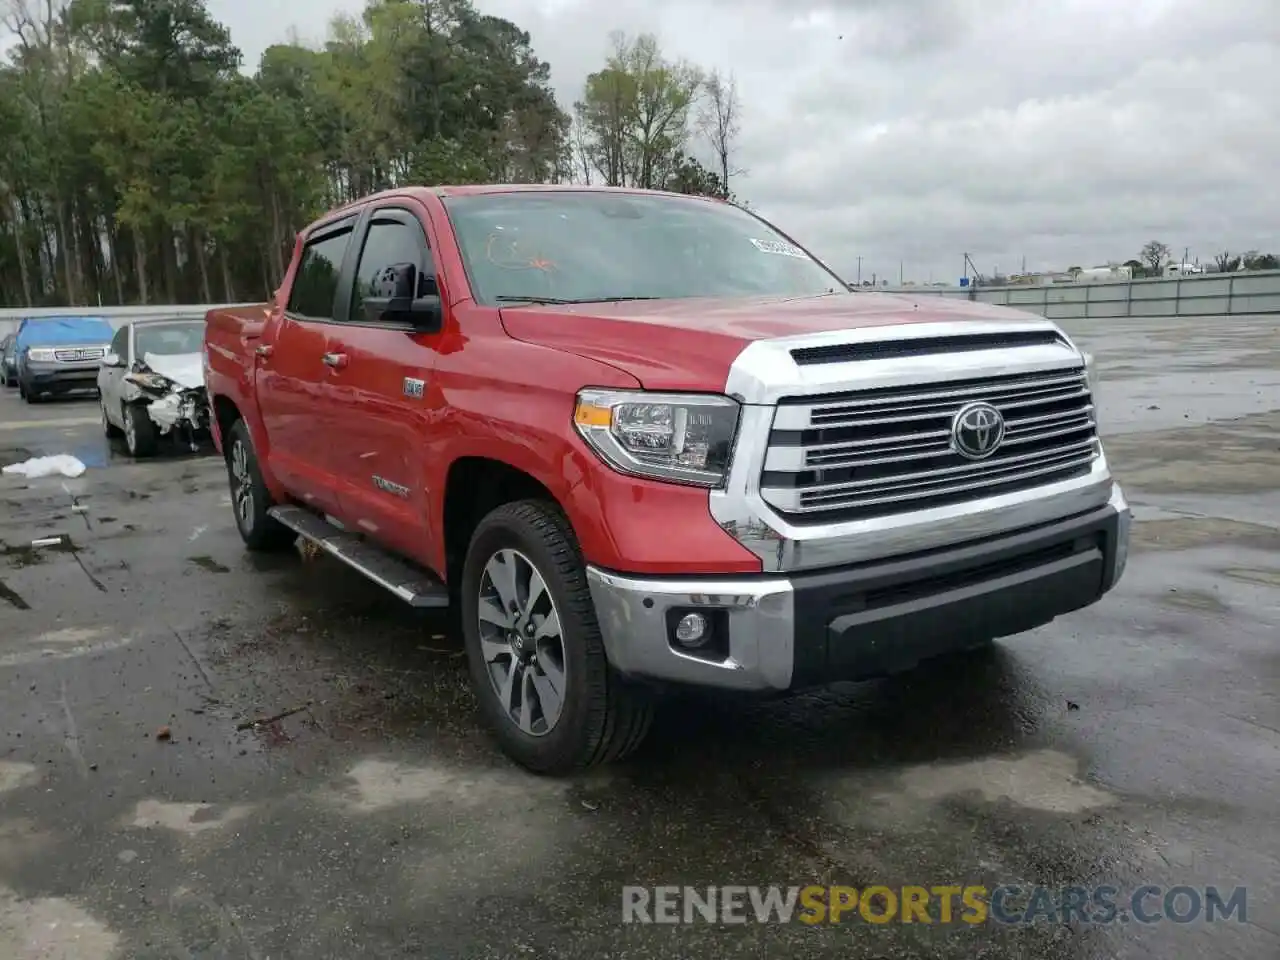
[141,352,205,390]
[498,292,1054,392]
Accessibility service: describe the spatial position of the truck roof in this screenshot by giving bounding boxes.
[315,184,723,226]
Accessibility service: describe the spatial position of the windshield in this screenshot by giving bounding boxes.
[135,321,204,356]
[442,191,846,305]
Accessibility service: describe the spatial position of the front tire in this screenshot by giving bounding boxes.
[224,419,296,552]
[461,500,653,774]
[123,403,158,457]
[102,400,123,438]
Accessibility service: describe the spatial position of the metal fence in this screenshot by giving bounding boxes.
[879,269,1280,320]
[0,303,257,338]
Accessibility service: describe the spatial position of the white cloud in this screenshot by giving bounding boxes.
[209,0,1280,282]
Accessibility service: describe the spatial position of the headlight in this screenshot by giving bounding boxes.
[126,372,173,392]
[573,389,740,487]
[26,348,56,362]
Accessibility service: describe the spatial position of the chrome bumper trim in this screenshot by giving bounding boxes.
[587,490,1130,692]
[1106,482,1131,590]
[586,567,795,692]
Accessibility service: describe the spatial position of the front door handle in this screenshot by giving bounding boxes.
[255,344,273,358]
[322,352,348,369]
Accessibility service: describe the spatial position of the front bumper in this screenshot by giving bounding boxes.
[20,360,101,392]
[587,483,1130,692]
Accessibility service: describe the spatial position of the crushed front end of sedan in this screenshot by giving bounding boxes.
[123,353,210,450]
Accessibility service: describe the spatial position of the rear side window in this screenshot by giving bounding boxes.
[286,229,352,320]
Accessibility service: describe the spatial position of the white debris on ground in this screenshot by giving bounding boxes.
[1,454,87,478]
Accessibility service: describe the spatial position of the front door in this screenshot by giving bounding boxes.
[321,204,448,568]
[254,218,357,517]
[101,324,130,425]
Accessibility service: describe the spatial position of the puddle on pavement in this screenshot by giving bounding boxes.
[66,439,111,468]
[1220,566,1280,588]
[1096,367,1280,436]
[188,555,230,573]
[1159,588,1230,614]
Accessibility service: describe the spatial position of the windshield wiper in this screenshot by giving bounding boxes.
[494,295,576,304]
[494,295,666,305]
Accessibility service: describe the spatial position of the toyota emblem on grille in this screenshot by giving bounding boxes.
[951,401,1005,459]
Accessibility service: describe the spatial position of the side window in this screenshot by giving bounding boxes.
[285,228,352,320]
[349,218,438,323]
[110,326,129,361]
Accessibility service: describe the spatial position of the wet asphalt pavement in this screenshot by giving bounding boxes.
[0,314,1277,959]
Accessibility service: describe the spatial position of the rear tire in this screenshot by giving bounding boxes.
[224,419,297,552]
[123,403,158,457]
[461,499,653,774]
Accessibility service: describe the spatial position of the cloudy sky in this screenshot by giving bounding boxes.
[209,0,1279,284]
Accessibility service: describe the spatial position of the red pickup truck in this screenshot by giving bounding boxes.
[203,185,1130,774]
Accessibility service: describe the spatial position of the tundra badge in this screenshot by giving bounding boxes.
[373,476,411,498]
[403,377,425,399]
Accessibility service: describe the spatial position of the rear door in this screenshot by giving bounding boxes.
[321,203,447,567]
[254,216,358,516]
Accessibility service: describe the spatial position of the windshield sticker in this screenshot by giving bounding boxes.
[750,238,808,259]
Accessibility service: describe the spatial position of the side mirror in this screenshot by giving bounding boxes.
[101,352,124,367]
[362,262,444,333]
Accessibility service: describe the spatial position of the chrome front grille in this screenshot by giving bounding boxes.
[53,347,105,362]
[761,366,1099,520]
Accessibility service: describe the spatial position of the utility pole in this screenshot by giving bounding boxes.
[856,256,862,286]
[899,260,903,285]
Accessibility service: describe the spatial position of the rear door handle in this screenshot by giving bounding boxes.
[255,344,273,358]
[322,352,348,369]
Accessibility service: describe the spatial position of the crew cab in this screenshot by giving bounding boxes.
[202,185,1131,774]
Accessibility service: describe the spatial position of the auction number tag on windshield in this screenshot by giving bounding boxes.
[750,238,808,259]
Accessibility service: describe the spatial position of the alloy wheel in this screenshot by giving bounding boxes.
[229,439,254,529]
[477,548,568,736]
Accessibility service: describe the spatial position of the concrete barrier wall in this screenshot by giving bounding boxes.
[4,270,1280,337]
[879,269,1280,319]
[0,303,260,339]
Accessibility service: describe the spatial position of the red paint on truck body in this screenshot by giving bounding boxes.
[202,185,1002,580]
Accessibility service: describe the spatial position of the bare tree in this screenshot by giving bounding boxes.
[1140,240,1170,276]
[570,114,593,185]
[698,69,742,194]
[1213,251,1241,273]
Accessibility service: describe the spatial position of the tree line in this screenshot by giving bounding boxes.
[0,0,742,309]
[1129,241,1279,278]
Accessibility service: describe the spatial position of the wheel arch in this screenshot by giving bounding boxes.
[442,456,563,591]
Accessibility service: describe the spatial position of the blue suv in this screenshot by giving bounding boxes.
[14,316,115,403]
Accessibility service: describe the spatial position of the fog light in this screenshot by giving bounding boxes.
[674,612,709,646]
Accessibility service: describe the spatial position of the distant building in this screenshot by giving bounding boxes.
[1076,265,1132,282]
